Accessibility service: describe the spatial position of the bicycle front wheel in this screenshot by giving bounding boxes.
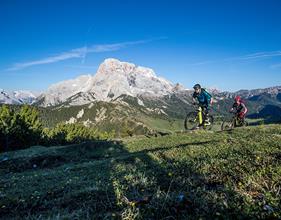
[184,112,198,130]
[221,119,234,131]
[242,119,249,127]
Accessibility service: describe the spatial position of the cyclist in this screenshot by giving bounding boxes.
[230,96,248,122]
[192,84,213,127]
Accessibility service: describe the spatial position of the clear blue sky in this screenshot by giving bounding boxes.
[1,0,281,92]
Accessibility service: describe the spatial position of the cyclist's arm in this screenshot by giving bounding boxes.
[210,97,214,105]
[241,103,248,114]
[230,103,236,112]
[192,97,197,105]
[192,92,197,105]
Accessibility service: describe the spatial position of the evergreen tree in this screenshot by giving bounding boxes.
[18,105,43,146]
[0,105,43,151]
[0,105,15,151]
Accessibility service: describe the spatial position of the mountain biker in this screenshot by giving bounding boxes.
[230,96,248,122]
[192,84,213,127]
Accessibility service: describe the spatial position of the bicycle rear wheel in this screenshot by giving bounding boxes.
[184,112,198,130]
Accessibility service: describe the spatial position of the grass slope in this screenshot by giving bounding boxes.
[0,125,280,219]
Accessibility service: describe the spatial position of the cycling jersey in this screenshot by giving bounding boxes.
[192,88,212,107]
[232,102,247,114]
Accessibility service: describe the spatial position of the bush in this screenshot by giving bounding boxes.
[0,105,115,151]
[43,123,113,146]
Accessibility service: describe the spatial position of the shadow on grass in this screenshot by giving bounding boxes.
[0,139,268,219]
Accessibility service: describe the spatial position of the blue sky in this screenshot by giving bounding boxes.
[1,0,281,92]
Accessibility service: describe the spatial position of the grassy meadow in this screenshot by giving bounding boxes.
[0,125,280,219]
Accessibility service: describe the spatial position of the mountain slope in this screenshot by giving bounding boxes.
[38,95,185,136]
[36,86,281,135]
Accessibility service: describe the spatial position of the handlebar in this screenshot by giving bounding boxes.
[192,102,208,108]
[229,110,239,115]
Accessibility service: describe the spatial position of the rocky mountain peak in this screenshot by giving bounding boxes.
[34,58,179,106]
[96,58,156,78]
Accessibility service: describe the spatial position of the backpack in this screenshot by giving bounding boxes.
[201,88,212,103]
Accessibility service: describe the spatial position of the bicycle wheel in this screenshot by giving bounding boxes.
[242,120,249,127]
[221,119,234,131]
[184,112,198,130]
[236,117,248,127]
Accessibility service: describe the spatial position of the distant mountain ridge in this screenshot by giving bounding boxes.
[0,89,37,105]
[233,86,281,98]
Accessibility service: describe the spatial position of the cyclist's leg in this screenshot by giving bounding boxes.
[203,106,211,125]
[237,111,245,126]
[234,112,241,127]
[240,114,246,126]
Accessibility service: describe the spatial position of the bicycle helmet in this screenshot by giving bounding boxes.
[234,95,241,102]
[193,84,201,90]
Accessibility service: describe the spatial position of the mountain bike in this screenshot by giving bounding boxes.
[184,104,214,130]
[221,112,248,131]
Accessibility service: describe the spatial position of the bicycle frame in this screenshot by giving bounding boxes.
[233,115,244,127]
[228,113,246,128]
[185,105,213,130]
[197,106,203,125]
